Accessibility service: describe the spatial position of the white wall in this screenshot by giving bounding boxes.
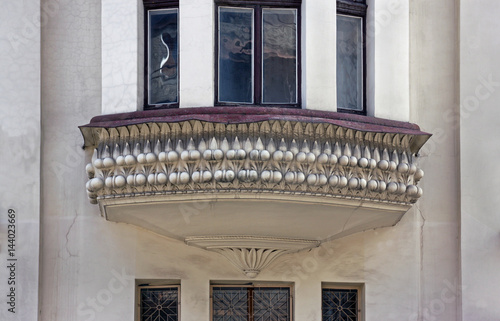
[367,0,410,121]
[40,0,102,319]
[101,0,143,114]
[301,0,337,111]
[410,0,461,320]
[460,0,500,319]
[0,1,41,320]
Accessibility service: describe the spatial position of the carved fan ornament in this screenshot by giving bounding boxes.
[80,107,431,277]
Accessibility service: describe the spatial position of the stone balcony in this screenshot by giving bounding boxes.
[80,107,430,277]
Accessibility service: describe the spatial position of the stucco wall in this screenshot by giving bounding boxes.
[460,0,500,319]
[409,0,461,320]
[0,1,41,320]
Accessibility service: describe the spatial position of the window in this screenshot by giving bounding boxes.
[215,0,301,107]
[211,285,292,321]
[138,285,179,321]
[144,0,179,109]
[337,0,367,114]
[322,284,363,321]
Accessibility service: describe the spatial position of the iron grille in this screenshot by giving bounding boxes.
[213,286,291,321]
[322,288,358,321]
[140,287,179,321]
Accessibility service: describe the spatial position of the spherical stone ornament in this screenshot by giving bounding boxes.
[146,152,157,163]
[135,174,147,186]
[367,179,378,191]
[414,168,424,181]
[125,155,136,165]
[358,157,369,168]
[329,175,339,186]
[388,161,397,172]
[397,163,409,173]
[158,152,167,162]
[359,178,367,189]
[338,176,348,188]
[89,178,104,191]
[387,182,398,193]
[93,158,104,169]
[105,177,113,188]
[179,172,190,184]
[406,185,418,196]
[189,150,201,160]
[296,152,306,162]
[260,150,271,161]
[339,155,349,166]
[306,152,316,163]
[317,154,328,164]
[103,157,115,168]
[226,150,236,160]
[273,150,284,161]
[137,153,147,164]
[378,160,389,171]
[167,151,179,162]
[348,177,359,189]
[116,155,126,166]
[114,175,126,187]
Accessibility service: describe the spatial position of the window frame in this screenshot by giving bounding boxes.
[322,283,364,321]
[336,0,367,115]
[143,0,180,110]
[214,0,302,108]
[210,283,294,321]
[136,284,180,321]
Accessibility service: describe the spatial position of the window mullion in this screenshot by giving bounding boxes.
[254,6,262,105]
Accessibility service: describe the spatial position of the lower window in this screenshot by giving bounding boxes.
[139,286,179,321]
[322,284,363,321]
[212,285,292,321]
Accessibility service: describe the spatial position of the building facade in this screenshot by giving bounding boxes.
[1,0,499,320]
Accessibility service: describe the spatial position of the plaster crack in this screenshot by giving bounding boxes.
[64,211,79,258]
[415,203,426,321]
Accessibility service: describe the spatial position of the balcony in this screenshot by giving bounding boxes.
[80,107,430,277]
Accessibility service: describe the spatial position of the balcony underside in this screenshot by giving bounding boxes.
[80,107,431,277]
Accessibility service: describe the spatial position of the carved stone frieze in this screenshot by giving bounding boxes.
[83,119,426,205]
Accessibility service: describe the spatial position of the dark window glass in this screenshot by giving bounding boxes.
[218,7,254,104]
[322,288,358,321]
[148,8,179,106]
[216,1,301,107]
[262,8,297,104]
[212,286,291,321]
[337,14,363,111]
[140,287,179,321]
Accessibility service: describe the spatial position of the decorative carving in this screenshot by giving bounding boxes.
[83,119,425,206]
[185,236,320,278]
